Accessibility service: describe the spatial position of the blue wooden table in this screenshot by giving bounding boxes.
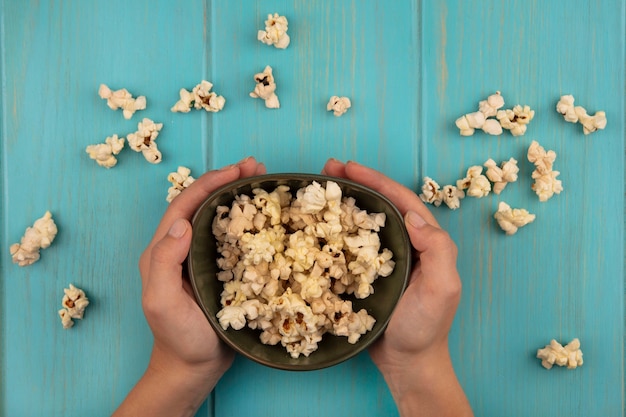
[1,1,624,416]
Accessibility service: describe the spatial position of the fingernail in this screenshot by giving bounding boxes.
[405,210,427,228]
[168,218,187,239]
[237,156,251,165]
[219,164,236,171]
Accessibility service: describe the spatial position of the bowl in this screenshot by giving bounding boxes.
[188,174,411,371]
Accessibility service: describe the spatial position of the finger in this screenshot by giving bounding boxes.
[237,156,262,177]
[343,161,439,226]
[143,218,192,296]
[321,158,347,176]
[255,162,267,175]
[404,210,461,301]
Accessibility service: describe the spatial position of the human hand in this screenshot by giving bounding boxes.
[321,159,472,417]
[114,157,266,417]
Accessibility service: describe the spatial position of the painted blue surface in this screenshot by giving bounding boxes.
[1,1,624,416]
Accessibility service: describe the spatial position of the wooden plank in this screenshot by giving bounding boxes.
[421,1,624,416]
[1,0,213,415]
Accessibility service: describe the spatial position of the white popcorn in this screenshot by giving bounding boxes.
[478,91,505,117]
[496,104,535,136]
[98,83,146,119]
[418,177,443,207]
[10,211,58,266]
[556,95,606,134]
[481,118,503,135]
[457,92,534,136]
[58,284,89,329]
[441,185,465,210]
[327,96,352,117]
[484,158,519,194]
[166,166,195,203]
[493,202,535,235]
[85,134,125,168]
[213,181,391,357]
[457,166,491,198]
[536,338,583,370]
[527,140,562,202]
[126,118,163,164]
[250,66,280,109]
[455,111,485,136]
[257,13,290,49]
[171,81,225,113]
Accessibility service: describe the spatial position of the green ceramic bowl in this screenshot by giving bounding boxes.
[188,174,411,371]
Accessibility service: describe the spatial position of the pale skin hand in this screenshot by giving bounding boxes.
[321,159,474,417]
[113,157,266,417]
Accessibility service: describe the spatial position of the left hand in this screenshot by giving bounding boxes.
[139,157,266,390]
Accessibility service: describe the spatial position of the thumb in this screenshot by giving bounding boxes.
[404,210,459,283]
[147,218,192,296]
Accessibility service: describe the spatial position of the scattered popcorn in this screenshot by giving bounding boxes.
[527,140,562,202]
[212,181,395,358]
[257,13,290,49]
[456,92,534,136]
[556,95,607,135]
[478,91,505,117]
[493,201,535,235]
[171,81,225,113]
[455,111,486,136]
[536,338,583,370]
[166,166,195,203]
[441,185,465,210]
[250,66,280,109]
[58,284,90,329]
[126,118,163,164]
[85,134,125,168]
[456,166,491,198]
[496,104,535,136]
[98,83,146,119]
[484,158,519,194]
[327,96,352,117]
[482,118,503,136]
[10,211,58,266]
[418,177,443,207]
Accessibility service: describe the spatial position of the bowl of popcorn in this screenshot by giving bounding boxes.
[188,174,411,370]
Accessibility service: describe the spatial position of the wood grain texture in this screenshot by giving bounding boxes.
[1,1,624,416]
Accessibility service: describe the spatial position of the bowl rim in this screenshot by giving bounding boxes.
[187,173,412,371]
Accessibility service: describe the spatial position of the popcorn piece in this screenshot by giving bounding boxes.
[171,88,194,113]
[213,181,390,357]
[484,158,519,194]
[441,185,465,210]
[419,177,443,207]
[10,211,58,266]
[456,166,491,198]
[482,119,503,136]
[527,140,562,202]
[478,91,505,117]
[192,80,225,112]
[327,96,352,117]
[496,104,535,136]
[58,284,89,329]
[556,95,606,135]
[171,81,225,113]
[536,338,583,370]
[257,13,290,49]
[85,134,125,168]
[166,166,195,203]
[98,83,146,119]
[250,66,280,108]
[455,111,486,136]
[493,201,535,235]
[126,118,163,164]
